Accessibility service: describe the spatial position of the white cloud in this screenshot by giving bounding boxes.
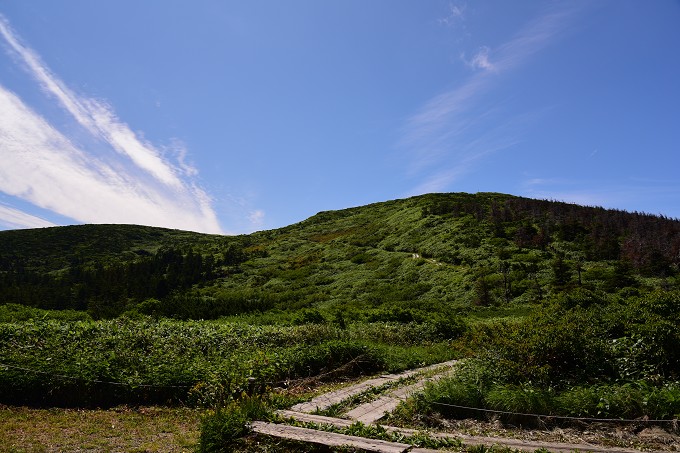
[491,6,578,73]
[0,14,224,234]
[439,2,466,27]
[0,16,182,189]
[401,4,581,195]
[0,204,56,229]
[168,139,200,177]
[0,86,222,233]
[463,46,496,72]
[248,210,265,229]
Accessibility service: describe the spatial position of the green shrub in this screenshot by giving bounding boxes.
[554,386,600,417]
[594,384,646,418]
[556,383,650,418]
[198,397,270,452]
[425,375,680,421]
[0,304,92,322]
[421,359,494,418]
[429,313,468,340]
[467,306,613,387]
[645,382,680,419]
[366,307,426,324]
[350,252,372,264]
[292,308,326,325]
[484,385,553,415]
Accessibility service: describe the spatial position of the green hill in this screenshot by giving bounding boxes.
[1,192,678,320]
[1,192,679,414]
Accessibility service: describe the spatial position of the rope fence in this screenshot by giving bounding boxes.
[427,400,679,425]
[0,362,191,389]
[0,353,372,392]
[3,360,679,427]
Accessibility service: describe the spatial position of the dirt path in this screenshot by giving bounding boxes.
[252,360,657,452]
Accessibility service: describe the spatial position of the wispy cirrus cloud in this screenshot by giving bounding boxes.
[0,86,222,232]
[0,203,56,229]
[462,46,495,72]
[439,2,467,27]
[248,209,266,230]
[0,14,223,233]
[401,3,581,195]
[0,16,181,188]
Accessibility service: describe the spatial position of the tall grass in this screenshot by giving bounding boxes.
[422,369,680,421]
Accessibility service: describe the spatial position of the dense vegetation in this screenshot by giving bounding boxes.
[1,192,679,435]
[403,288,680,424]
[2,193,678,320]
[0,317,456,407]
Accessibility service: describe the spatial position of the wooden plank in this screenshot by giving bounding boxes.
[346,372,452,423]
[445,433,643,453]
[251,421,410,453]
[277,409,418,435]
[291,376,393,413]
[277,410,354,428]
[291,360,457,414]
[347,395,399,423]
[276,410,643,453]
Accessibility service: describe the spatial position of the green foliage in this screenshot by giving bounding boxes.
[350,252,372,264]
[198,397,271,453]
[484,385,554,415]
[425,373,680,421]
[128,298,163,317]
[429,312,468,339]
[0,304,91,322]
[419,290,680,421]
[1,192,677,322]
[421,359,493,410]
[292,308,326,325]
[466,307,612,387]
[553,382,680,419]
[1,192,680,426]
[0,317,457,407]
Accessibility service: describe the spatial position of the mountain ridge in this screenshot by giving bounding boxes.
[1,192,678,319]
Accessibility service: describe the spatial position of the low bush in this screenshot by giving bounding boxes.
[484,385,553,415]
[0,317,457,407]
[556,382,680,419]
[423,370,680,421]
[0,304,92,322]
[291,308,326,325]
[198,397,271,453]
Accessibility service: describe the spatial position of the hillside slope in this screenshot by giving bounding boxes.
[0,192,678,319]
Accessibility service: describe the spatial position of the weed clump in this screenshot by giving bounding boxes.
[198,397,270,452]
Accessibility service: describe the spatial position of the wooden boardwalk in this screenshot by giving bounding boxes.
[291,360,457,414]
[252,360,645,453]
[265,411,643,453]
[346,370,452,423]
[251,421,411,453]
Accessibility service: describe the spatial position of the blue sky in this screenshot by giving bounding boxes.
[0,1,678,234]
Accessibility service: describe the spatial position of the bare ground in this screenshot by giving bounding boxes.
[406,413,680,452]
